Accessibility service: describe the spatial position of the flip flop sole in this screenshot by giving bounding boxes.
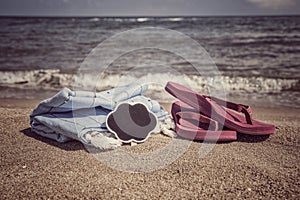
[172,101,237,141]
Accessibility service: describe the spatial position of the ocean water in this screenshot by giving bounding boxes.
[0,16,299,108]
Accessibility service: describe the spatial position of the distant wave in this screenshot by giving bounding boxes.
[88,17,186,23]
[88,17,100,22]
[161,18,184,22]
[136,18,150,22]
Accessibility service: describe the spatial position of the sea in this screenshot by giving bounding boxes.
[0,16,299,108]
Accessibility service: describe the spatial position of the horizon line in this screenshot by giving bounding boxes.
[0,14,299,18]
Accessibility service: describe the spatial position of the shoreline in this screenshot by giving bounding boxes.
[1,97,299,110]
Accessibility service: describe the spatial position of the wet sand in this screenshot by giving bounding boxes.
[0,99,299,199]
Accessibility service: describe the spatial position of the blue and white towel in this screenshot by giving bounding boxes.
[30,81,170,149]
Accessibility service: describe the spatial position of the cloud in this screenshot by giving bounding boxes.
[247,0,295,9]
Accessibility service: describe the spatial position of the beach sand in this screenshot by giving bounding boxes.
[0,99,299,199]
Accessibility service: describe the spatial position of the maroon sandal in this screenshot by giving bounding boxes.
[166,81,275,135]
[172,101,237,141]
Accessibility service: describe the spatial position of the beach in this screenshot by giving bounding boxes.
[0,15,299,199]
[0,99,299,199]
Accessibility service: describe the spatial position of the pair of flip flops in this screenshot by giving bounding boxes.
[165,81,275,142]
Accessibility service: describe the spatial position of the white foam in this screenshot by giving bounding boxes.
[0,70,298,97]
[136,18,150,22]
[89,18,100,22]
[163,18,184,22]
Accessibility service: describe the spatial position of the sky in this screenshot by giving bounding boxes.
[0,0,299,16]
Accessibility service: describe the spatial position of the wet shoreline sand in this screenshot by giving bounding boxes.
[0,99,299,199]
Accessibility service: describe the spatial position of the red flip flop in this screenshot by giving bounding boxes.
[166,82,275,135]
[172,101,237,141]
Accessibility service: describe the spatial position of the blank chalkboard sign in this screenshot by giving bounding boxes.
[106,102,158,143]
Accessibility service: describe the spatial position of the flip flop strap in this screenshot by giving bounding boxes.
[165,82,253,125]
[175,111,219,131]
[204,95,253,125]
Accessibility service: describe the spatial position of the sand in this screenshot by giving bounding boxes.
[0,99,299,199]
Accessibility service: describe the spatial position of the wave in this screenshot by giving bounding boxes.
[0,69,73,88]
[136,18,150,22]
[0,69,298,92]
[161,17,184,22]
[88,17,100,22]
[91,17,186,23]
[0,69,299,108]
[229,38,300,47]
